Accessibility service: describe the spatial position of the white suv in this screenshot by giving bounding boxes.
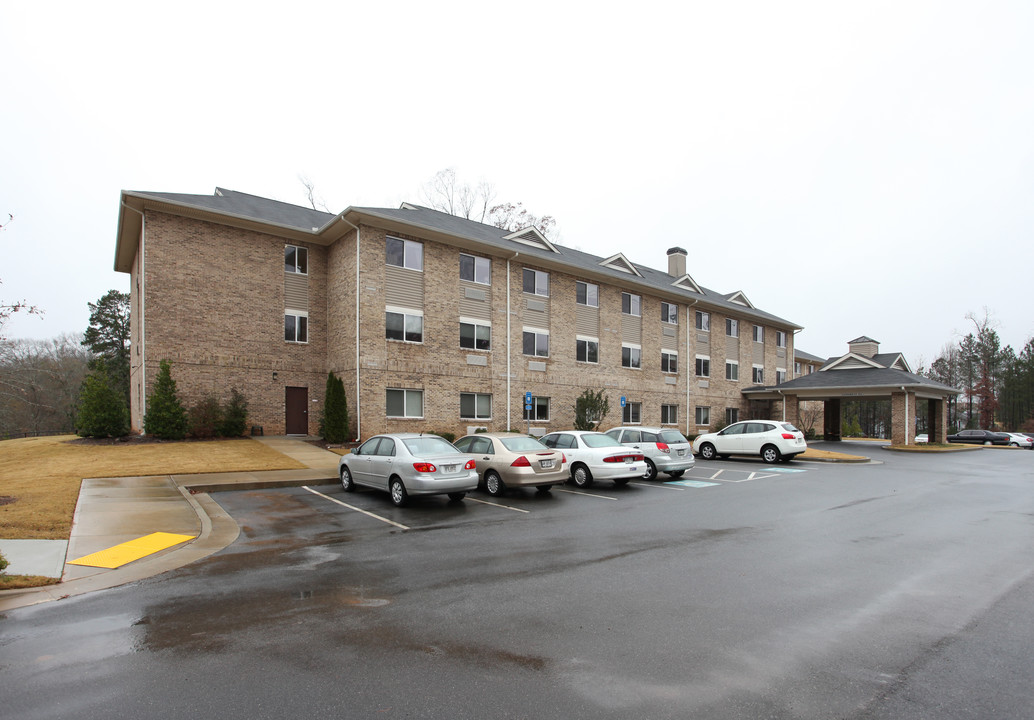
[604,427,695,480]
[692,421,807,464]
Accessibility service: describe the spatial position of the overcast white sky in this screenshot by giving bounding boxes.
[2,1,1031,368]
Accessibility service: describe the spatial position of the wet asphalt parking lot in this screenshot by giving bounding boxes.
[3,445,1034,719]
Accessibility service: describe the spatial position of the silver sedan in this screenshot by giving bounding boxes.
[454,432,568,495]
[338,433,478,507]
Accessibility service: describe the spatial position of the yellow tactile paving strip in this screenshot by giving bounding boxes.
[68,532,196,569]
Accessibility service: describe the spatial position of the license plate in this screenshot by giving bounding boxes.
[540,459,554,469]
[441,465,457,473]
[677,449,685,456]
[624,457,633,464]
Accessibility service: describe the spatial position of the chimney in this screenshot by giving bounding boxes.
[667,247,687,277]
[848,336,879,358]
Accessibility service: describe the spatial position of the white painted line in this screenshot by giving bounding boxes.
[302,486,410,530]
[465,497,530,513]
[631,482,684,490]
[708,470,725,480]
[553,488,618,500]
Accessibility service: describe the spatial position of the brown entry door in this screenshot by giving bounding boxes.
[285,387,308,435]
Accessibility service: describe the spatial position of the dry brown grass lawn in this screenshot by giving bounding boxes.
[0,435,305,540]
[798,447,868,461]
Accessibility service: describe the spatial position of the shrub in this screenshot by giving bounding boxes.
[321,373,349,443]
[144,360,188,440]
[189,395,223,439]
[74,370,129,438]
[574,389,609,431]
[219,388,249,437]
[435,431,456,443]
[0,550,8,576]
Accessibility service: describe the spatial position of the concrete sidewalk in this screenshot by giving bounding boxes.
[0,437,341,612]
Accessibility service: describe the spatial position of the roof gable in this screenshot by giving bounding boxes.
[726,290,754,308]
[821,353,884,371]
[503,226,559,253]
[671,274,703,294]
[599,252,643,277]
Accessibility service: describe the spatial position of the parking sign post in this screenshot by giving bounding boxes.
[525,391,533,435]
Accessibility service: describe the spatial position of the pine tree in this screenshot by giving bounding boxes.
[322,373,348,443]
[144,360,188,440]
[74,370,129,438]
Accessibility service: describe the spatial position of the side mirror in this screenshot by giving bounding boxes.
[351,447,359,455]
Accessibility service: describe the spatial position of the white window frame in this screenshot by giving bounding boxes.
[523,268,550,297]
[285,245,308,275]
[386,306,424,344]
[460,253,490,285]
[621,343,642,369]
[386,236,423,271]
[662,350,678,374]
[695,406,710,426]
[622,401,642,424]
[726,318,738,337]
[576,335,599,364]
[661,404,678,425]
[661,302,678,324]
[460,318,491,351]
[776,368,787,384]
[576,281,599,308]
[695,354,711,378]
[726,407,739,425]
[776,330,787,348]
[386,388,423,418]
[752,364,764,384]
[794,362,802,376]
[524,396,550,422]
[695,310,710,332]
[753,325,764,343]
[285,311,308,343]
[621,292,641,317]
[460,392,492,420]
[726,360,739,381]
[522,327,550,357]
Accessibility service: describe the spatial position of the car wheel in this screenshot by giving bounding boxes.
[667,470,685,478]
[641,459,657,481]
[571,464,593,488]
[536,485,552,494]
[613,477,630,486]
[447,492,466,501]
[340,466,355,492]
[389,477,408,507]
[984,440,992,446]
[761,445,781,464]
[485,471,505,497]
[699,443,716,461]
[1011,442,1019,447]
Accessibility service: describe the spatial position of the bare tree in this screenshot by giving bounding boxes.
[1,215,43,340]
[422,168,496,223]
[487,202,557,239]
[299,176,332,213]
[0,335,90,436]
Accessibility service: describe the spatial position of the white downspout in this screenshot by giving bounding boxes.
[902,386,909,445]
[337,215,362,441]
[685,299,698,436]
[506,252,519,431]
[121,202,146,430]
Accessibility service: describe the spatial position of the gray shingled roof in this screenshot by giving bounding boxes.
[794,348,826,364]
[744,366,960,395]
[139,188,335,231]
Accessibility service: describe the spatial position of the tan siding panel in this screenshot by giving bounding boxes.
[284,272,308,312]
[459,281,491,320]
[575,305,599,336]
[726,336,740,358]
[621,315,642,345]
[661,330,677,351]
[385,266,424,309]
[753,343,765,364]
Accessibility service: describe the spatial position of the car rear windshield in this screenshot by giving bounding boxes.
[659,430,688,444]
[402,437,459,456]
[581,433,622,448]
[780,423,800,432]
[501,437,548,452]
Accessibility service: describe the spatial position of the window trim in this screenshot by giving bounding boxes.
[661,302,678,325]
[661,350,678,374]
[622,401,642,425]
[459,253,491,285]
[459,318,492,352]
[695,354,711,378]
[695,310,710,332]
[285,245,308,275]
[753,325,764,343]
[284,311,309,344]
[459,392,492,420]
[621,292,641,317]
[752,364,765,384]
[776,330,787,348]
[621,343,642,369]
[726,318,739,338]
[523,395,550,422]
[576,281,599,308]
[726,359,739,381]
[522,327,550,358]
[695,406,711,427]
[576,335,600,364]
[726,407,739,425]
[386,388,424,418]
[386,306,424,344]
[386,236,423,271]
[661,404,679,425]
[522,268,550,297]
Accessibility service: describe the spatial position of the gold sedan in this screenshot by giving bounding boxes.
[453,433,568,496]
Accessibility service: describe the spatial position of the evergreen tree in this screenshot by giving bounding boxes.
[219,388,249,437]
[322,373,348,443]
[82,290,130,407]
[574,389,609,431]
[74,370,129,438]
[144,360,187,439]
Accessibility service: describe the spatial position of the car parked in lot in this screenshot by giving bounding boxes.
[915,433,929,444]
[453,433,568,495]
[338,433,478,507]
[1004,432,1034,449]
[946,429,1011,446]
[603,426,695,480]
[692,420,807,464]
[540,430,646,488]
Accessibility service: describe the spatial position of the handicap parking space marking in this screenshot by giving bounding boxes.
[630,481,686,490]
[303,486,410,530]
[664,479,721,488]
[758,467,808,473]
[465,497,530,513]
[553,488,618,500]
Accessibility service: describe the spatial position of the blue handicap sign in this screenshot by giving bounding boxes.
[620,396,626,408]
[525,391,533,403]
[525,404,532,411]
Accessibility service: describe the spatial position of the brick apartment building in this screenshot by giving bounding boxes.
[114,188,803,439]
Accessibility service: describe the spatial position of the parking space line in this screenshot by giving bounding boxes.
[302,486,410,530]
[553,488,618,500]
[630,482,684,490]
[465,497,530,513]
[708,470,725,481]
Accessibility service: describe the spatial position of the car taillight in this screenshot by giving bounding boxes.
[781,433,795,440]
[657,442,670,453]
[561,453,567,463]
[510,456,531,467]
[464,459,476,470]
[412,462,437,473]
[604,453,643,463]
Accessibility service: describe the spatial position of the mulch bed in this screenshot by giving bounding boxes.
[0,496,17,506]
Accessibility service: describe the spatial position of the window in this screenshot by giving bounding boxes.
[386,388,423,418]
[460,320,491,351]
[776,368,787,384]
[284,312,308,343]
[386,236,423,271]
[622,344,641,369]
[460,392,492,420]
[524,396,550,421]
[695,311,710,331]
[576,281,599,307]
[284,245,308,274]
[523,268,549,296]
[621,292,641,317]
[726,318,738,337]
[753,325,764,343]
[726,407,739,425]
[386,309,423,343]
[752,365,764,384]
[695,355,710,377]
[523,328,549,357]
[794,362,802,376]
[576,337,599,363]
[807,365,814,374]
[726,360,739,381]
[622,402,642,424]
[695,406,710,426]
[460,254,490,284]
[661,404,678,424]
[776,331,787,348]
[662,351,678,373]
[661,302,678,324]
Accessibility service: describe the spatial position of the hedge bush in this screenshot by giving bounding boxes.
[144,360,188,440]
[75,370,130,438]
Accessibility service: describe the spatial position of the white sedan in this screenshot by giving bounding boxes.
[540,430,646,488]
[693,420,807,464]
[1005,432,1033,449]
